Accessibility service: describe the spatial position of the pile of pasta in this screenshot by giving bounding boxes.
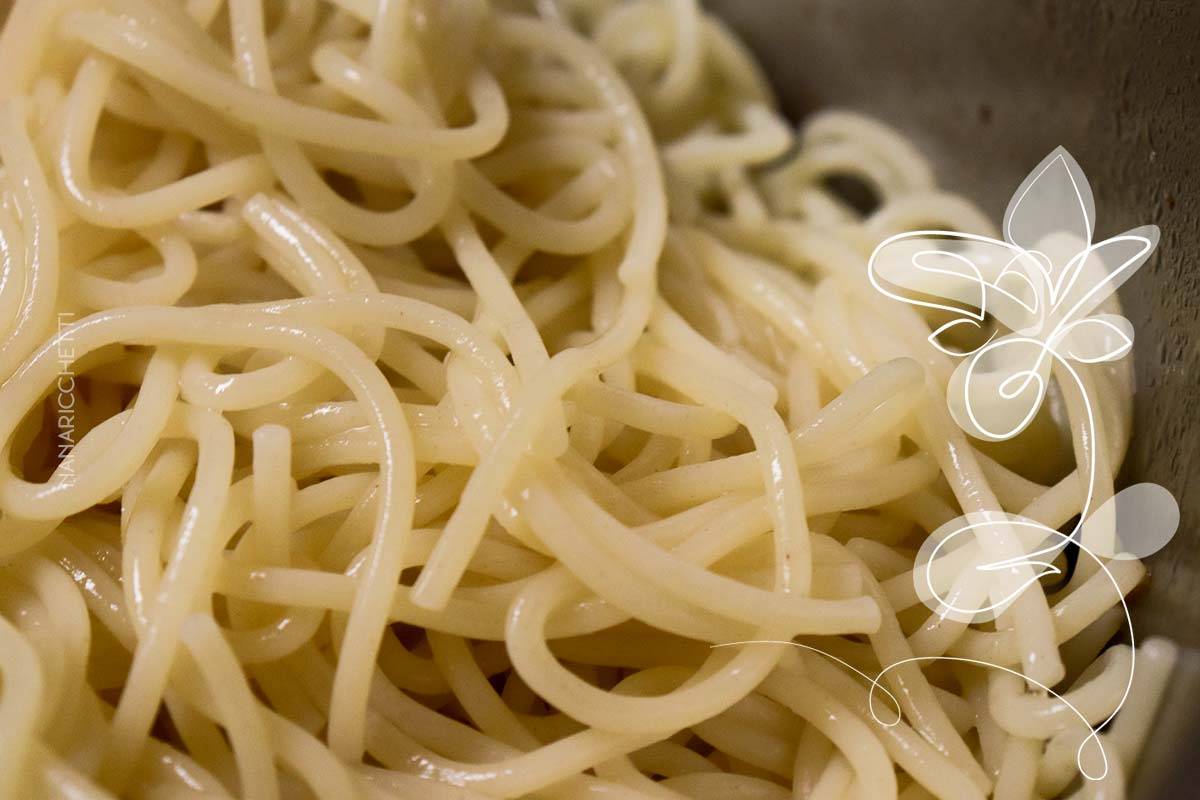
[0,1,1177,798]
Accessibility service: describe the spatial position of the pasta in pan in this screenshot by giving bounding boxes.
[0,1,1177,798]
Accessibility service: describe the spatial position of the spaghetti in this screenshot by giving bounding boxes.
[0,1,1176,798]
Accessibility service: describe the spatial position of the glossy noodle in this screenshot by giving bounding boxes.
[0,1,1177,798]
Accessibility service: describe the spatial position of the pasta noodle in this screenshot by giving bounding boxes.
[0,0,1177,798]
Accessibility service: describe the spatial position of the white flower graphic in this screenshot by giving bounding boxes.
[868,148,1179,605]
[717,149,1182,784]
[860,148,1183,781]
